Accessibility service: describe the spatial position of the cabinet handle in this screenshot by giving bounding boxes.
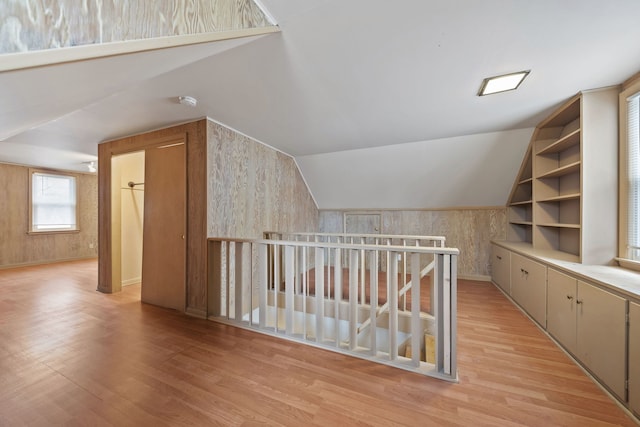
[576,299,583,305]
[566,295,573,300]
[497,255,502,260]
[520,268,529,276]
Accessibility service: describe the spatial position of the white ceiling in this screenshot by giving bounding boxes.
[2,0,640,209]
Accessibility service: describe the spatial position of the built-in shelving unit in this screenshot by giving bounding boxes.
[532,95,582,258]
[504,88,618,264]
[507,147,533,243]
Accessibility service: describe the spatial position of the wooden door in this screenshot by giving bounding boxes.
[546,268,577,355]
[141,141,186,311]
[576,281,626,400]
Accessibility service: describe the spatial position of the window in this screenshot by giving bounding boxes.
[30,170,78,233]
[620,76,640,269]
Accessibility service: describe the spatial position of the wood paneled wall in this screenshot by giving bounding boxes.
[0,0,270,54]
[320,208,507,279]
[207,120,318,239]
[98,119,317,318]
[0,162,97,268]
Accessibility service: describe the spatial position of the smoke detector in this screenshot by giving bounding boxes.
[178,95,198,107]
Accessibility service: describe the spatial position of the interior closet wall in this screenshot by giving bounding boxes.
[112,152,145,286]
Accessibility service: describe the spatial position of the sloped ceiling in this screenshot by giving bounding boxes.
[2,0,640,209]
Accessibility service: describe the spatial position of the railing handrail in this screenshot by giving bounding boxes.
[208,237,459,255]
[264,231,446,246]
[207,235,458,381]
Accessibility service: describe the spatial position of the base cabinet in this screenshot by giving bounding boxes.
[630,302,640,417]
[547,268,626,400]
[547,269,577,355]
[491,244,510,293]
[510,253,546,326]
[575,280,627,400]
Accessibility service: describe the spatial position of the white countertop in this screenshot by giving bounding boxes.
[492,241,640,302]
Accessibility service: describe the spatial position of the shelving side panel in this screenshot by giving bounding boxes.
[580,88,619,265]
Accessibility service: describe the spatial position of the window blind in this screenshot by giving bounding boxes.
[32,172,77,231]
[628,93,640,260]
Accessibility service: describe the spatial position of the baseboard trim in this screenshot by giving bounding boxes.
[0,256,98,270]
[458,274,491,282]
[186,307,207,319]
[122,277,141,286]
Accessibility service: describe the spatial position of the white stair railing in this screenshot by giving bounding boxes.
[207,236,459,381]
[265,232,445,310]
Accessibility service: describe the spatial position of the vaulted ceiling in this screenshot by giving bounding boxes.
[2,0,640,209]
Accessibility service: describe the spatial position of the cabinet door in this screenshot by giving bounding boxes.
[576,281,626,400]
[547,269,577,355]
[630,302,640,417]
[491,245,510,293]
[511,253,547,326]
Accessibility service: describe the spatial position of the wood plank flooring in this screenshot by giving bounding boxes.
[0,259,636,426]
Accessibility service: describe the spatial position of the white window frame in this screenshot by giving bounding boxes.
[618,75,640,271]
[29,169,79,234]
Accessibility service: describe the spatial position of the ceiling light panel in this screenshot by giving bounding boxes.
[478,71,530,96]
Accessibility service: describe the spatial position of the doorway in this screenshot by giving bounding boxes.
[106,138,186,311]
[111,151,145,293]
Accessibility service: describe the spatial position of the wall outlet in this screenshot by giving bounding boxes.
[89,243,94,249]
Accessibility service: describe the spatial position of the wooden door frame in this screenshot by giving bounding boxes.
[97,120,208,317]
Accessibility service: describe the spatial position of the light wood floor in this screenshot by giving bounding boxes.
[0,259,636,426]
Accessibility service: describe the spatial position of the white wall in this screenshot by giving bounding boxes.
[112,151,145,286]
[296,128,533,209]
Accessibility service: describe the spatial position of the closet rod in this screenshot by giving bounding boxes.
[127,181,144,188]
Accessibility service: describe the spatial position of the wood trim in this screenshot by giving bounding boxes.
[0,255,98,270]
[458,274,491,282]
[97,120,208,314]
[623,71,640,91]
[320,206,506,213]
[0,27,280,73]
[98,142,113,293]
[619,78,640,261]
